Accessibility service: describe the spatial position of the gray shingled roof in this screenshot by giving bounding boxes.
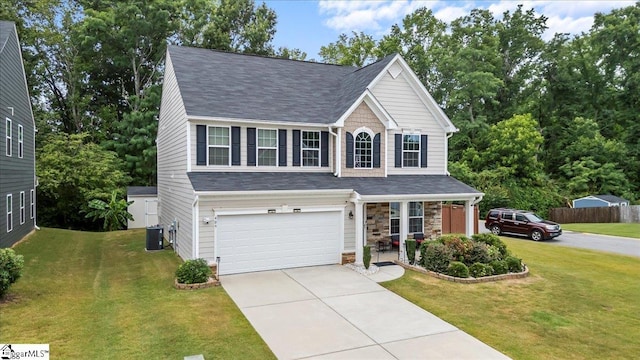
[0,21,16,54]
[187,172,481,197]
[127,186,158,196]
[593,195,629,203]
[168,45,396,124]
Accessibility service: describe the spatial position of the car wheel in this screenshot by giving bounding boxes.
[490,224,501,236]
[531,229,543,241]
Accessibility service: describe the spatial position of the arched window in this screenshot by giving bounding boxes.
[354,132,372,168]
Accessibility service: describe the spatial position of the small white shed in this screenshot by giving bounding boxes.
[127,186,158,229]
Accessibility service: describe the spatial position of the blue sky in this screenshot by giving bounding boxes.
[263,0,636,60]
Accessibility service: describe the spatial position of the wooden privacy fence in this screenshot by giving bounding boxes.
[442,204,479,234]
[548,205,640,224]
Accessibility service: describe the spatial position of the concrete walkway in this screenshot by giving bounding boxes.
[221,265,510,359]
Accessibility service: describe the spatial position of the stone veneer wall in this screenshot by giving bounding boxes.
[365,202,442,246]
[341,102,386,177]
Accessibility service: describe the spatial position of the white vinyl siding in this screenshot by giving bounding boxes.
[157,53,194,261]
[372,71,446,175]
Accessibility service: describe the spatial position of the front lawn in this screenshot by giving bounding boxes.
[561,222,640,239]
[382,237,640,359]
[0,228,274,360]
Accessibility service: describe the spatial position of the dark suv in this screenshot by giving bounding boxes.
[485,208,562,241]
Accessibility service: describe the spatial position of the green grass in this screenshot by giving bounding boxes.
[561,223,640,239]
[0,228,275,360]
[382,238,640,359]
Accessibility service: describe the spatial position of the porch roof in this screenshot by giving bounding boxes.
[188,172,482,199]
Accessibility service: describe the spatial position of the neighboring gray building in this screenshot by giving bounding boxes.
[572,195,630,208]
[157,46,482,275]
[0,21,36,247]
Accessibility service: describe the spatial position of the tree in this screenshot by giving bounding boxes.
[319,32,378,66]
[36,133,131,230]
[85,191,134,231]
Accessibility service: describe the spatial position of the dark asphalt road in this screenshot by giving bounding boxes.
[479,221,640,258]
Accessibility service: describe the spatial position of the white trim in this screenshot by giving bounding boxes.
[18,124,23,158]
[19,191,25,225]
[188,115,330,128]
[358,193,483,203]
[5,118,11,157]
[6,194,12,232]
[186,122,192,172]
[353,127,375,169]
[30,189,34,219]
[408,201,423,233]
[256,128,278,167]
[301,130,321,167]
[14,23,37,129]
[334,90,397,129]
[194,189,353,198]
[193,196,199,259]
[214,205,345,217]
[206,125,231,166]
[401,133,421,168]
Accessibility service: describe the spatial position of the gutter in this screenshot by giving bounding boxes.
[328,126,340,177]
[445,133,453,176]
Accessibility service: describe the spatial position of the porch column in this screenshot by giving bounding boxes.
[399,201,409,262]
[354,200,365,266]
[465,200,474,237]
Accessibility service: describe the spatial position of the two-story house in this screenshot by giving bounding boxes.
[157,45,483,275]
[0,21,36,248]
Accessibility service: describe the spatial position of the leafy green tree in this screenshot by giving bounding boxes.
[319,31,377,66]
[37,133,131,230]
[85,191,134,231]
[274,46,308,61]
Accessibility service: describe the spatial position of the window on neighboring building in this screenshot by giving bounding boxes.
[403,134,420,167]
[208,126,230,165]
[390,202,400,236]
[6,194,12,232]
[258,129,277,166]
[354,132,372,168]
[19,191,25,224]
[302,131,320,166]
[409,201,423,233]
[18,124,23,158]
[30,189,35,219]
[6,118,11,157]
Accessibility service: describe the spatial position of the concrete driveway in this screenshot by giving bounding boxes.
[221,265,509,359]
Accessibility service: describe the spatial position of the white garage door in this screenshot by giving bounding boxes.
[216,211,341,275]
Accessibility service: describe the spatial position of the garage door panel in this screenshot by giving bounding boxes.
[217,212,341,275]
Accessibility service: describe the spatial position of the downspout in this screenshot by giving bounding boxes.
[192,195,199,259]
[328,127,340,177]
[445,133,453,175]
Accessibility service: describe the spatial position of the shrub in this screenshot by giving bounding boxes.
[472,233,508,257]
[505,256,524,273]
[466,241,492,265]
[0,248,24,298]
[447,261,469,278]
[421,242,453,273]
[175,258,212,284]
[469,262,493,278]
[490,260,509,275]
[438,235,471,262]
[363,245,371,269]
[405,239,416,265]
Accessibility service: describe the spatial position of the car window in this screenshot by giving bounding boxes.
[515,214,526,221]
[501,212,513,220]
[526,213,544,222]
[488,210,499,219]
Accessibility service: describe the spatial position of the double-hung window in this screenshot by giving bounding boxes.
[208,127,230,165]
[5,118,11,157]
[408,201,423,233]
[19,191,25,224]
[302,131,320,167]
[258,129,277,166]
[6,194,12,232]
[18,124,23,158]
[354,132,372,168]
[30,189,35,219]
[402,134,420,167]
[389,202,400,236]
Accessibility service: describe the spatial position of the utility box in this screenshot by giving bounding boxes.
[146,225,163,251]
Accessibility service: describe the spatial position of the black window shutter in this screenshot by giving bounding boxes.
[231,126,241,165]
[196,125,206,165]
[278,129,287,166]
[293,130,301,166]
[321,131,329,167]
[394,134,402,168]
[421,134,428,168]
[247,127,256,166]
[373,133,381,168]
[345,132,354,168]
